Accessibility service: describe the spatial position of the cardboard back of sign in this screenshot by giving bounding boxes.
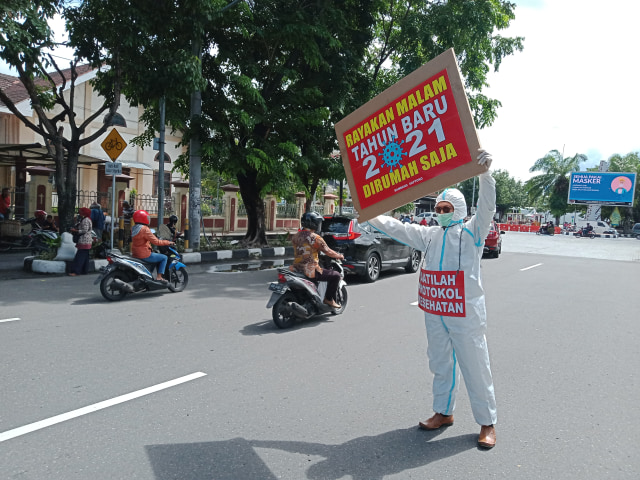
[335,48,487,222]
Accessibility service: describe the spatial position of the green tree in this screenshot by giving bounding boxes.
[492,169,527,220]
[525,149,587,224]
[183,0,375,245]
[606,152,640,230]
[66,0,212,155]
[196,0,523,246]
[0,0,122,232]
[67,0,523,247]
[360,0,524,128]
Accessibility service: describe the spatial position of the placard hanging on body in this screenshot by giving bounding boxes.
[335,48,487,222]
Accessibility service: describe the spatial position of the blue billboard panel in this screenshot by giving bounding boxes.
[568,172,637,206]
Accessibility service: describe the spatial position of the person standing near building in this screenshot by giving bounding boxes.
[122,201,134,245]
[367,150,498,449]
[90,202,105,241]
[0,187,10,220]
[69,207,93,276]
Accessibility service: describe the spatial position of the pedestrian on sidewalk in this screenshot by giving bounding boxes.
[69,207,93,276]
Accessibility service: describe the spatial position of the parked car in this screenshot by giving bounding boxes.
[483,222,504,258]
[632,223,640,239]
[321,215,422,282]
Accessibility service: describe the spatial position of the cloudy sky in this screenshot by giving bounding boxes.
[479,0,640,180]
[3,1,639,182]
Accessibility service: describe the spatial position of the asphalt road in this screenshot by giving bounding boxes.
[1,234,639,479]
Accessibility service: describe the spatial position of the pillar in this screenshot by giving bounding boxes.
[323,193,338,216]
[265,194,276,231]
[25,166,54,215]
[171,180,189,231]
[296,192,307,218]
[221,184,241,233]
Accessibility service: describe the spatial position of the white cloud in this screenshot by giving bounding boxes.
[479,0,640,181]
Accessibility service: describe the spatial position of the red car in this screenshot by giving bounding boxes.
[483,222,503,258]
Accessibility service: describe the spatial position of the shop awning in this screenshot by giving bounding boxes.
[120,161,154,170]
[0,143,107,166]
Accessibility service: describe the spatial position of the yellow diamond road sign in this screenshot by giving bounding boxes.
[101,128,127,161]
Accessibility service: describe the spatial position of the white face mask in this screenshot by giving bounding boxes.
[439,212,455,227]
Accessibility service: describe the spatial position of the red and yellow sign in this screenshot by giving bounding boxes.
[335,49,486,222]
[418,270,466,317]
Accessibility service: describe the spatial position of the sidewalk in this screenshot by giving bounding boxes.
[0,245,295,278]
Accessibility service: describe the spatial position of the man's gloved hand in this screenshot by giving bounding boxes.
[477,149,492,169]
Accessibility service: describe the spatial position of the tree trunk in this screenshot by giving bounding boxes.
[237,171,268,247]
[53,141,79,234]
[304,178,320,213]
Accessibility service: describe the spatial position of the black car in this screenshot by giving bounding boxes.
[321,215,422,282]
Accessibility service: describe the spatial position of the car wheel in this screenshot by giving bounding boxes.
[363,253,381,283]
[636,234,640,240]
[405,249,421,273]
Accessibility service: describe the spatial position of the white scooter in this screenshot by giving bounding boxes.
[266,256,348,329]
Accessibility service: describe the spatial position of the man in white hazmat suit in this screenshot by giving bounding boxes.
[367,150,497,449]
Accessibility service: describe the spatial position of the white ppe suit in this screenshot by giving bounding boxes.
[368,171,497,426]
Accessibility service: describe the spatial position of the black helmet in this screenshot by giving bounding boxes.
[169,214,178,224]
[301,211,323,231]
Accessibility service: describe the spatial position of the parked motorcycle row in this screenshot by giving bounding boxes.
[0,217,58,254]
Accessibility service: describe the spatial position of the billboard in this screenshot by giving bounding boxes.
[335,49,486,222]
[568,172,637,206]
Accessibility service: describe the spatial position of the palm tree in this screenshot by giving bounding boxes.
[525,150,587,223]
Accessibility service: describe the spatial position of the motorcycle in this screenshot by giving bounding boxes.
[94,245,188,301]
[0,217,58,254]
[536,225,555,236]
[575,227,596,239]
[266,256,348,329]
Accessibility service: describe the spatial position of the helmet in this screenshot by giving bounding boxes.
[132,209,150,225]
[169,214,178,224]
[301,211,323,231]
[34,210,47,220]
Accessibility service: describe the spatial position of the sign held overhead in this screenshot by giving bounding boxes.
[335,49,486,222]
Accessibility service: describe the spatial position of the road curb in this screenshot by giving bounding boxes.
[23,246,295,275]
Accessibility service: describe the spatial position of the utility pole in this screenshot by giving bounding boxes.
[157,96,166,225]
[188,39,202,251]
[187,0,247,251]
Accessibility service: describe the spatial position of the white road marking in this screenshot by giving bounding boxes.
[0,371,207,443]
[0,318,20,323]
[520,263,543,271]
[410,301,419,306]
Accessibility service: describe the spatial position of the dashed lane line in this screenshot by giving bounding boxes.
[0,371,207,443]
[520,263,543,271]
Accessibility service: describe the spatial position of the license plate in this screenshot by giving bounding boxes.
[268,283,286,294]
